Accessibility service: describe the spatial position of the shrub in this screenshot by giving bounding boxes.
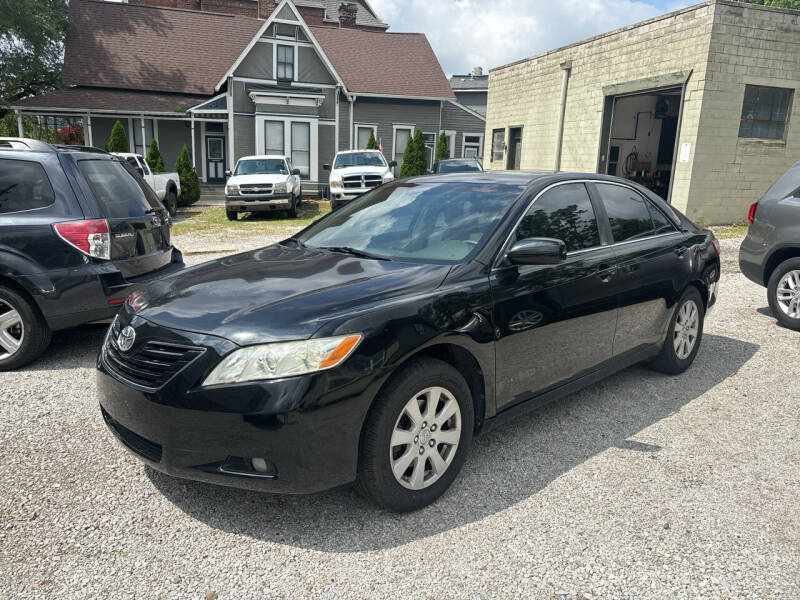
[366,129,379,150]
[106,120,129,153]
[435,130,449,161]
[399,130,427,178]
[145,139,165,173]
[173,144,200,206]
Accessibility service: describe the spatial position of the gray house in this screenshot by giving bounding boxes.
[13,0,486,190]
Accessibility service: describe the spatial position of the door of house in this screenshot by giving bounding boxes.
[507,127,523,170]
[206,136,226,183]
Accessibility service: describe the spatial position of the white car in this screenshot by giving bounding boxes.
[224,155,302,221]
[114,153,181,216]
[324,150,396,210]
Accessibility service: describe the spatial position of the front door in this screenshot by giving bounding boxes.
[491,182,618,411]
[507,127,522,170]
[206,136,226,183]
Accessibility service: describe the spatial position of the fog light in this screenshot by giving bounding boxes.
[251,457,269,473]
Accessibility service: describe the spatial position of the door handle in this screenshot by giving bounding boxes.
[597,263,616,282]
[674,246,688,257]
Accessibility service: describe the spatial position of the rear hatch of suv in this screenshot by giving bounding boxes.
[68,155,174,278]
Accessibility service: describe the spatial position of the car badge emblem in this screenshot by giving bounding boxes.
[117,326,136,352]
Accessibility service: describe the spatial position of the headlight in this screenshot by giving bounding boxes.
[202,334,362,386]
[225,183,239,196]
[382,171,394,184]
[274,182,287,193]
[329,174,343,187]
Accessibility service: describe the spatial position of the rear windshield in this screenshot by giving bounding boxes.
[334,152,387,169]
[77,158,160,218]
[437,160,482,173]
[235,159,288,175]
[0,158,55,214]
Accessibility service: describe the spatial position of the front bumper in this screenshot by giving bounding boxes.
[226,194,292,212]
[96,316,375,494]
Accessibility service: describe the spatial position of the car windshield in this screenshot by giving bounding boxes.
[333,152,387,169]
[297,182,523,263]
[235,159,287,175]
[437,160,482,174]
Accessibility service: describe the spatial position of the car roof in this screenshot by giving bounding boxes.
[336,149,384,155]
[238,155,288,161]
[0,137,110,157]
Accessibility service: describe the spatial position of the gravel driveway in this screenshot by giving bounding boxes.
[1,235,798,599]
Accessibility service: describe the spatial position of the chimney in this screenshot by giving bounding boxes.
[471,66,484,78]
[258,0,278,18]
[338,2,358,27]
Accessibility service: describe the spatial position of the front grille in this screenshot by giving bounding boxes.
[239,184,273,195]
[343,174,383,190]
[103,321,205,391]
[102,407,163,463]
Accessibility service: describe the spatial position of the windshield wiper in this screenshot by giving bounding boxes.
[319,246,393,261]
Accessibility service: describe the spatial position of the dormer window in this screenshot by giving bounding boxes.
[277,45,294,82]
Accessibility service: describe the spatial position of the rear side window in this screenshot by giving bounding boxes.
[516,183,601,252]
[648,202,676,235]
[77,158,159,218]
[596,183,662,243]
[0,159,55,214]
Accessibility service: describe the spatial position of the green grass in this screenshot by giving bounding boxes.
[172,200,331,236]
[712,222,749,239]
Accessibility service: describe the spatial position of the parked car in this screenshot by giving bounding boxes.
[97,171,719,512]
[0,137,183,370]
[433,158,483,174]
[113,152,181,217]
[739,162,800,330]
[224,155,302,221]
[324,150,396,210]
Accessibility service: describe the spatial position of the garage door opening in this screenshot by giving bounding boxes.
[598,86,683,201]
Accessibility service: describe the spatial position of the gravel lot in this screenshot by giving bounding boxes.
[1,233,798,599]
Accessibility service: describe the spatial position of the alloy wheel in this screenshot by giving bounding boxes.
[775,269,800,319]
[673,299,699,360]
[0,299,24,360]
[389,386,462,490]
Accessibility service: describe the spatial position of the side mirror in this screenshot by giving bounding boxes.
[291,168,301,176]
[225,169,232,178]
[323,164,331,171]
[389,160,397,168]
[135,167,144,177]
[507,237,566,266]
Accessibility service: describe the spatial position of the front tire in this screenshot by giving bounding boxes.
[0,284,51,371]
[287,193,298,218]
[767,258,800,331]
[226,209,238,221]
[356,359,474,512]
[650,286,704,374]
[165,190,178,217]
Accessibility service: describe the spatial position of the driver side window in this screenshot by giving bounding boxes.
[516,183,601,253]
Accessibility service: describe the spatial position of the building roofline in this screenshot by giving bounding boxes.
[81,0,258,21]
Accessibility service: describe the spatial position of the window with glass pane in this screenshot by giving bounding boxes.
[394,128,411,169]
[516,183,600,252]
[0,159,55,214]
[739,85,792,140]
[647,202,676,235]
[265,121,284,155]
[596,183,656,243]
[424,133,436,171]
[291,122,310,178]
[277,45,294,81]
[492,129,504,161]
[464,135,481,158]
[357,127,373,149]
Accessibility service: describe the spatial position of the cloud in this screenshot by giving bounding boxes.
[368,0,671,75]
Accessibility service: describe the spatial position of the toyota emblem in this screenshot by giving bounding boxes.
[117,326,136,353]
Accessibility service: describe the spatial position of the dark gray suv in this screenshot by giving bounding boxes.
[739,162,800,330]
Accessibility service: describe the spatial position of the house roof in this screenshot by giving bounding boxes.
[294,0,388,29]
[450,75,489,91]
[63,0,263,96]
[14,87,210,114]
[309,26,455,99]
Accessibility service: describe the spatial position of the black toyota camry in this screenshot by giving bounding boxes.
[97,172,720,512]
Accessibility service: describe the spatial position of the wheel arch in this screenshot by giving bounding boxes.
[763,246,800,286]
[0,274,49,323]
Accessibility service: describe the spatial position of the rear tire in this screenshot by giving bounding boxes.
[650,286,704,374]
[356,359,474,512]
[0,284,51,371]
[165,191,178,217]
[767,258,800,331]
[226,210,238,221]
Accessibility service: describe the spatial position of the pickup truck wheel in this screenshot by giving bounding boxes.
[165,191,178,217]
[0,284,51,371]
[296,187,302,208]
[288,194,298,218]
[226,210,238,221]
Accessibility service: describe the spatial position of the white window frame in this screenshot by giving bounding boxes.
[462,132,484,159]
[392,124,415,166]
[423,131,438,171]
[255,115,319,182]
[273,43,298,82]
[355,123,378,149]
[443,130,456,159]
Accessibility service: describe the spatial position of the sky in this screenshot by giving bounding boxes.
[368,0,692,76]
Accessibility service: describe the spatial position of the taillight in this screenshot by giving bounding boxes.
[53,219,111,260]
[747,202,758,224]
[711,237,720,256]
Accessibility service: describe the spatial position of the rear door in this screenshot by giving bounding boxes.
[72,156,172,278]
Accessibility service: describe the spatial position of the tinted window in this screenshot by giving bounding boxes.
[0,159,55,214]
[516,183,600,252]
[78,159,159,218]
[647,202,676,235]
[235,159,288,175]
[596,184,655,243]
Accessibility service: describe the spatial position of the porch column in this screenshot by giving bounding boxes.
[334,86,340,153]
[190,114,196,170]
[85,113,93,147]
[140,116,146,155]
[153,120,159,146]
[128,119,135,152]
[16,110,23,137]
[348,96,355,149]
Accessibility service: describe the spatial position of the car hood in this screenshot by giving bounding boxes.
[137,244,450,346]
[333,165,390,177]
[228,174,289,185]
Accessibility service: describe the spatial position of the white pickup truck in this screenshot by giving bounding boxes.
[324,150,396,210]
[114,153,181,216]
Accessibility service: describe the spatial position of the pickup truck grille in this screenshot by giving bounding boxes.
[343,175,383,190]
[239,184,274,195]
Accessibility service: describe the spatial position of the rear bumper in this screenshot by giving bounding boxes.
[739,236,766,287]
[226,194,292,212]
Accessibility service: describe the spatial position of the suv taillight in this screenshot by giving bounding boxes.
[711,237,720,256]
[747,201,758,224]
[53,219,111,260]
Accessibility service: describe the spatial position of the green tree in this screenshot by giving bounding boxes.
[399,129,427,178]
[106,120,129,153]
[145,139,165,173]
[173,144,200,206]
[365,129,379,150]
[0,0,70,112]
[743,0,800,8]
[435,130,450,161]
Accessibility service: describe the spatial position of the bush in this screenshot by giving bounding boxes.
[399,129,427,178]
[366,129,379,150]
[106,120,129,153]
[145,139,165,173]
[173,144,200,206]
[435,130,449,161]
